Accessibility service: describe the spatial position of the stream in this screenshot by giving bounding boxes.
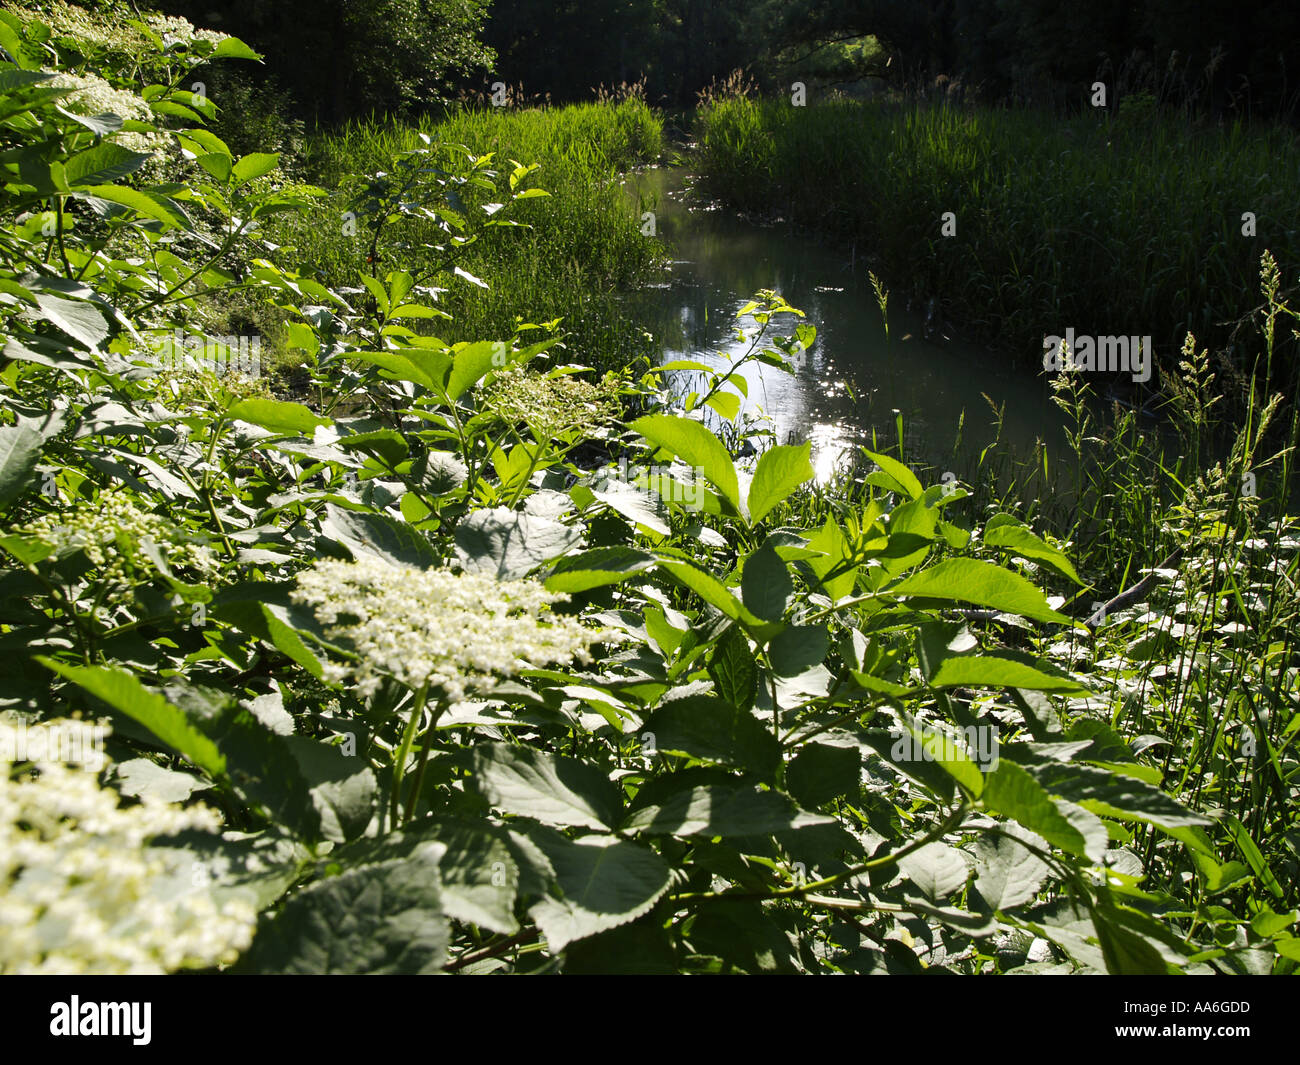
[621,167,1069,484]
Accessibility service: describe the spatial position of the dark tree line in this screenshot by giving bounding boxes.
[149,0,1300,121]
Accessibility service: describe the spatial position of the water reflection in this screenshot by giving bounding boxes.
[620,168,1065,483]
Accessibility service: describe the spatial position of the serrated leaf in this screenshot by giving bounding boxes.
[76,184,185,228]
[929,654,1088,693]
[113,758,212,804]
[984,514,1084,584]
[707,625,757,713]
[643,694,780,778]
[40,661,225,778]
[1028,763,1211,831]
[974,825,1052,911]
[0,424,42,511]
[455,507,583,580]
[65,143,152,186]
[630,414,740,513]
[898,842,970,901]
[786,741,860,808]
[525,830,673,951]
[982,762,1107,861]
[623,784,832,838]
[863,448,923,500]
[227,397,330,435]
[237,848,448,974]
[231,152,279,185]
[322,503,440,568]
[211,35,261,61]
[741,541,791,622]
[768,623,829,676]
[31,292,109,350]
[543,546,655,593]
[888,558,1074,625]
[472,743,622,830]
[591,479,669,536]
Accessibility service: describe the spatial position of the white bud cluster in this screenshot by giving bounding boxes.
[23,491,216,589]
[0,719,257,974]
[44,71,169,155]
[291,557,608,701]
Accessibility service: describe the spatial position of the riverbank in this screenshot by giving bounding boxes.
[693,95,1300,400]
[259,98,669,373]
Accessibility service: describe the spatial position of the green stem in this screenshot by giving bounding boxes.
[389,683,429,829]
[403,697,447,823]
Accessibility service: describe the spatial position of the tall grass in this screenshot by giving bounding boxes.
[268,99,666,370]
[695,96,1300,392]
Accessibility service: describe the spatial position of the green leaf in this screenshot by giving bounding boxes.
[231,152,279,185]
[76,184,185,228]
[983,514,1084,585]
[32,293,109,350]
[65,143,153,186]
[1028,763,1211,831]
[237,849,448,974]
[563,916,677,974]
[1224,814,1285,900]
[786,741,860,808]
[863,448,923,500]
[804,516,856,600]
[429,821,520,935]
[543,547,655,593]
[741,541,792,622]
[623,784,832,838]
[928,654,1088,693]
[982,762,1107,861]
[658,559,761,627]
[1092,903,1177,975]
[447,341,506,400]
[337,428,408,468]
[285,737,376,844]
[898,842,970,901]
[888,558,1074,625]
[227,397,330,435]
[747,442,814,525]
[471,743,623,830]
[630,414,740,513]
[707,625,757,713]
[322,504,440,568]
[113,758,212,804]
[39,661,225,778]
[643,694,780,779]
[194,152,232,181]
[892,717,986,797]
[455,507,584,580]
[704,391,741,422]
[211,35,262,61]
[973,825,1052,911]
[686,899,806,973]
[0,424,42,511]
[524,828,673,951]
[768,624,829,676]
[590,479,669,536]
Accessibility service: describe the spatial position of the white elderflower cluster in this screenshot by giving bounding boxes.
[291,557,608,700]
[24,491,216,587]
[11,2,226,51]
[0,719,257,974]
[45,71,168,155]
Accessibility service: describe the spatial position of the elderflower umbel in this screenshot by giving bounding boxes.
[23,491,216,589]
[0,719,256,974]
[291,557,608,701]
[44,71,170,155]
[479,367,620,440]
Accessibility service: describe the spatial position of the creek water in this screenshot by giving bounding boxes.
[620,167,1071,484]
